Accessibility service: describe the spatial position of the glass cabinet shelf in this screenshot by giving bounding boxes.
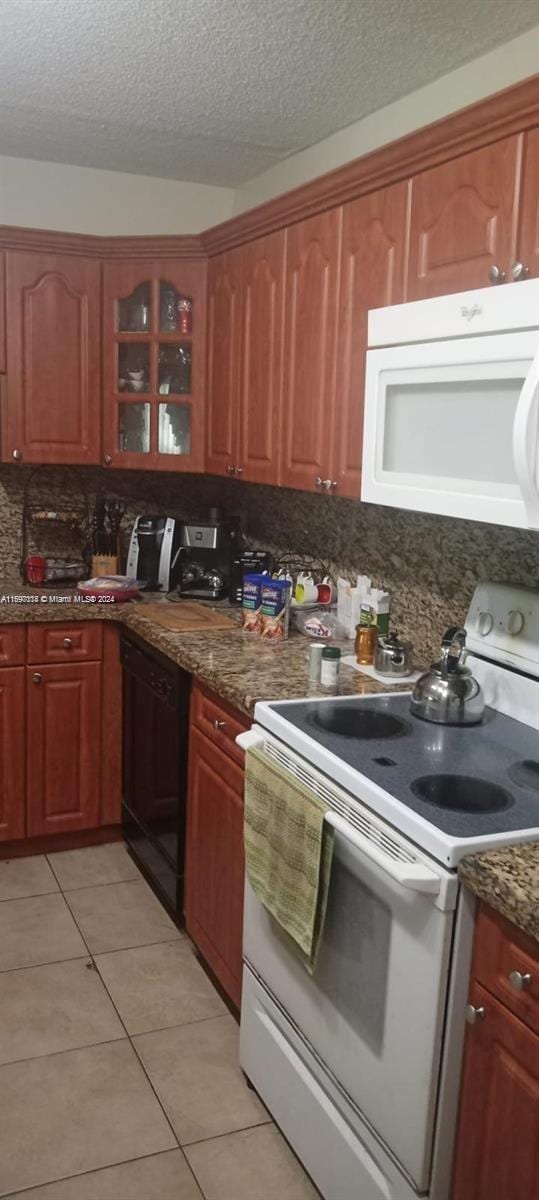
[118,343,150,393]
[118,283,151,333]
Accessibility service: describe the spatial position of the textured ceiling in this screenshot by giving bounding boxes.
[0,0,537,186]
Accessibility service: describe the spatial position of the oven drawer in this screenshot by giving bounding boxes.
[472,903,539,1035]
[0,625,26,666]
[28,622,103,664]
[191,682,249,766]
[241,967,416,1200]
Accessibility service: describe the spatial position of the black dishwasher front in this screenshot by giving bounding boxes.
[121,630,190,919]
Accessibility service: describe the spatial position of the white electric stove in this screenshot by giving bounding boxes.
[238,582,539,1200]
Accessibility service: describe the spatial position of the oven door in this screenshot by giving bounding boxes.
[240,731,458,1192]
[362,331,539,529]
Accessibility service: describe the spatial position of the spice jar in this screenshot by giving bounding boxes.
[355,624,377,666]
[320,645,341,690]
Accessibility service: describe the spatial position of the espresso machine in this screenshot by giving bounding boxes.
[176,513,238,601]
[126,516,183,591]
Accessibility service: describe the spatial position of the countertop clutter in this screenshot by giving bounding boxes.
[0,583,410,717]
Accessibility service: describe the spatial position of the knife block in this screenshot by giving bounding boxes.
[91,554,118,577]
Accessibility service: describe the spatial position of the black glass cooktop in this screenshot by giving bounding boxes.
[267,694,539,839]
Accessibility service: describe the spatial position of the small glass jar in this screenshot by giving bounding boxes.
[320,645,341,690]
[355,624,377,666]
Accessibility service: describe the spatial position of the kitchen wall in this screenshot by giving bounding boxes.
[0,156,235,235]
[2,465,539,665]
[232,26,539,213]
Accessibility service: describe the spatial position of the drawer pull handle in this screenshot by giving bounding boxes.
[31,672,42,684]
[465,1004,486,1025]
[63,637,73,649]
[213,719,227,731]
[508,970,533,991]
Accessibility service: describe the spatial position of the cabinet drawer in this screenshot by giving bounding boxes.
[0,625,26,666]
[28,623,103,664]
[191,682,250,766]
[473,904,539,1036]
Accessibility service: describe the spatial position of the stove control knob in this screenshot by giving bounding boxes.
[506,609,525,636]
[477,611,494,636]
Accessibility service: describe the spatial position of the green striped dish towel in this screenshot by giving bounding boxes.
[244,745,334,973]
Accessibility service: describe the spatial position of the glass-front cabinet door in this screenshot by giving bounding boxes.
[102,260,206,471]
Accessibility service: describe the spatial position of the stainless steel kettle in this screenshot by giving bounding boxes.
[410,626,484,726]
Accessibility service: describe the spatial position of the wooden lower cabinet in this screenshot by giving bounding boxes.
[452,906,539,1198]
[27,661,102,837]
[185,724,246,1008]
[0,666,26,841]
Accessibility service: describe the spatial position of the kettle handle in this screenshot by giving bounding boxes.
[440,627,467,679]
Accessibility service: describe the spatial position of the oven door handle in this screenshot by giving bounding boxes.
[324,811,442,896]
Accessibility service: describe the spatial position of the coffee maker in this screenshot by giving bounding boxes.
[126,516,182,591]
[176,513,238,601]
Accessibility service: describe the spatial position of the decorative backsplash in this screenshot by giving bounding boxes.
[2,464,539,664]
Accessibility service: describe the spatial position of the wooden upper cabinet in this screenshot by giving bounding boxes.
[102,258,206,472]
[281,209,342,492]
[452,981,539,1200]
[237,231,285,485]
[334,183,408,499]
[517,127,539,279]
[206,249,242,476]
[4,252,101,465]
[0,666,26,842]
[407,136,522,299]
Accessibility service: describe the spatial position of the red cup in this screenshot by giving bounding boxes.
[25,555,47,585]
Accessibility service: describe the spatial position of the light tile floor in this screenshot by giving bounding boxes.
[0,843,318,1200]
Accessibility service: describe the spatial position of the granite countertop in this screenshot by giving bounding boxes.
[3,580,538,941]
[0,581,412,717]
[459,843,539,943]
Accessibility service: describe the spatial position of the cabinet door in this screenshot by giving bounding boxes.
[5,252,101,465]
[334,184,408,498]
[184,727,245,1008]
[0,250,5,374]
[518,127,539,279]
[102,259,206,472]
[27,661,101,836]
[237,231,285,485]
[452,983,539,1200]
[206,250,242,477]
[407,137,522,299]
[0,667,26,842]
[281,210,342,492]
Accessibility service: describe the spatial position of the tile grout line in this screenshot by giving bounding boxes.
[2,1146,199,1199]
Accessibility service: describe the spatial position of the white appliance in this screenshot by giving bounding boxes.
[237,582,539,1200]
[362,278,539,528]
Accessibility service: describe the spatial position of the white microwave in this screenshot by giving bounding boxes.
[362,278,539,529]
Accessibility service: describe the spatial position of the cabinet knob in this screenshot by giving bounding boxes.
[508,969,533,991]
[314,476,323,488]
[212,718,227,731]
[103,454,112,466]
[63,637,73,649]
[235,466,243,475]
[12,449,22,461]
[488,265,506,285]
[321,478,333,491]
[511,261,529,282]
[465,1003,486,1025]
[31,672,42,684]
[226,464,236,474]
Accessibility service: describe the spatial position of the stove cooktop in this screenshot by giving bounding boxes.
[261,693,539,844]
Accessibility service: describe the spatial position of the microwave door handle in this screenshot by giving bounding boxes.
[324,811,441,896]
[513,348,539,529]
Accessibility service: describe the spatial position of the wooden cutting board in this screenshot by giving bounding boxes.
[139,600,235,632]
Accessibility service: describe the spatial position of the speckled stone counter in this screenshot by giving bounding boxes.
[459,843,539,943]
[0,582,413,717]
